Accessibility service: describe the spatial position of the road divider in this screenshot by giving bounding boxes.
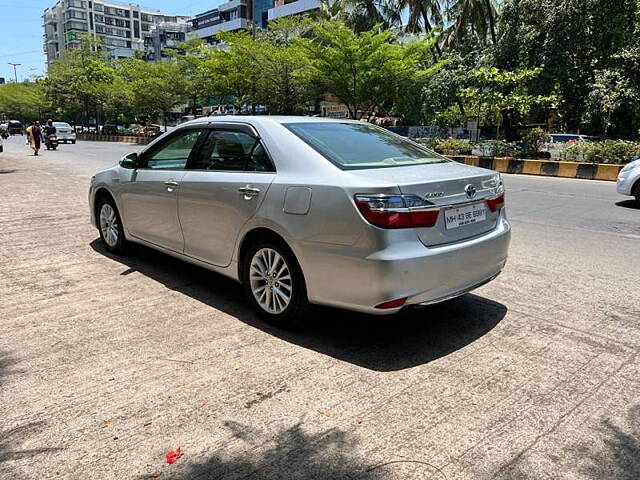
[77,134,154,145]
[447,155,622,181]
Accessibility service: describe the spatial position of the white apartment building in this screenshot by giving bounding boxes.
[42,0,191,68]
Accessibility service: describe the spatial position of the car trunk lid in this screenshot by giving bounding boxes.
[348,162,502,246]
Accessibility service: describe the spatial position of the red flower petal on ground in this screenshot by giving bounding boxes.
[165,447,182,464]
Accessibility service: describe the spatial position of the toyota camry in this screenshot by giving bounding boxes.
[89,117,510,327]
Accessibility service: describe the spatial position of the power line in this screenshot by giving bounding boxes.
[0,50,44,59]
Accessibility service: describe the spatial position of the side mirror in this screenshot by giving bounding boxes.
[120,152,138,169]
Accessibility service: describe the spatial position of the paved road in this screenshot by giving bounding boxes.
[1,135,639,480]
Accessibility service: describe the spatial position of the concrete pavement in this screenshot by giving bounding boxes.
[0,135,639,479]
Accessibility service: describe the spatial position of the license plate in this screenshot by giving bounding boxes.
[445,203,486,229]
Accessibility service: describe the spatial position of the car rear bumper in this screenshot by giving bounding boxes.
[300,213,511,314]
[57,133,76,141]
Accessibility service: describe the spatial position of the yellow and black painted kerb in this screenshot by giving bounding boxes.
[77,133,153,145]
[448,156,623,182]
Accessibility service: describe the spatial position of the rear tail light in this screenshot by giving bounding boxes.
[355,194,439,229]
[487,194,505,212]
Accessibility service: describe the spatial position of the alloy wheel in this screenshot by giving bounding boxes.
[99,203,119,248]
[249,248,292,314]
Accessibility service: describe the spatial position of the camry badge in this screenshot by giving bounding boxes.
[424,192,444,199]
[465,184,477,199]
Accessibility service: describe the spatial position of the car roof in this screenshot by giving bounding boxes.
[179,115,357,129]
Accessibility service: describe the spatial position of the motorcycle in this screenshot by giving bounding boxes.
[45,134,59,151]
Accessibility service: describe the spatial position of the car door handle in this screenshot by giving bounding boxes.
[164,180,179,191]
[238,187,260,198]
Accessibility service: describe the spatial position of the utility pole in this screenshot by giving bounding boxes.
[8,63,21,83]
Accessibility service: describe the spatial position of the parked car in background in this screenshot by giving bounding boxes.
[542,133,599,159]
[53,122,76,144]
[141,124,161,136]
[617,157,640,203]
[89,117,510,327]
[102,124,118,135]
[8,120,22,135]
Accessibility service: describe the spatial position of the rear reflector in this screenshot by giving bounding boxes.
[355,194,439,229]
[487,194,505,212]
[375,297,408,309]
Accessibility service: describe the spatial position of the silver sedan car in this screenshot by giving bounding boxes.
[617,157,640,203]
[89,116,510,326]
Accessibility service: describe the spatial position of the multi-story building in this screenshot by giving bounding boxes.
[189,1,250,43]
[42,0,190,68]
[267,0,320,21]
[189,0,319,43]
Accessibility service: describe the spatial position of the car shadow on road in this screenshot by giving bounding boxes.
[616,200,640,210]
[91,240,507,372]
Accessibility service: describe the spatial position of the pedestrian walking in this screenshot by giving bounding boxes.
[26,121,44,156]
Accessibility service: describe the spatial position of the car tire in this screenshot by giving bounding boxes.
[96,195,128,254]
[242,240,310,328]
[71,140,76,144]
[633,181,640,204]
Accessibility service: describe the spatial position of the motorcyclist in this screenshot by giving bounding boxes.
[43,119,56,139]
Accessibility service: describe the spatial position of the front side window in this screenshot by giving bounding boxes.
[284,122,446,170]
[194,130,273,172]
[143,129,202,170]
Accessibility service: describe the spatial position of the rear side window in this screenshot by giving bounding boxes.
[284,122,446,169]
[193,130,274,172]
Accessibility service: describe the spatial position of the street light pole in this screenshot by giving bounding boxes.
[8,63,21,83]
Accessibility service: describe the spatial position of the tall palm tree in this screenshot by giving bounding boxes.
[393,0,443,37]
[445,0,498,46]
[319,0,399,33]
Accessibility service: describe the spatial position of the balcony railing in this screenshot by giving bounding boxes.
[190,17,247,37]
[268,0,320,20]
[218,0,247,13]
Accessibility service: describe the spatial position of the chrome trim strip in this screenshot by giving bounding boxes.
[413,271,501,307]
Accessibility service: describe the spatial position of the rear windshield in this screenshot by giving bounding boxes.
[284,122,447,169]
[53,122,71,128]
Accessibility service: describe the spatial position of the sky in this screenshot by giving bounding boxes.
[0,0,221,83]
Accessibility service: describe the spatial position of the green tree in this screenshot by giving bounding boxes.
[0,80,50,121]
[318,0,399,33]
[45,35,115,126]
[459,67,556,140]
[584,68,636,137]
[494,0,639,135]
[297,21,444,119]
[445,0,498,46]
[116,58,185,131]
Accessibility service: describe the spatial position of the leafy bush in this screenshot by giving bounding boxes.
[474,140,518,157]
[428,138,472,154]
[522,128,547,153]
[563,140,640,164]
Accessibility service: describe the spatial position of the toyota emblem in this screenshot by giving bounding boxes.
[465,184,477,199]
